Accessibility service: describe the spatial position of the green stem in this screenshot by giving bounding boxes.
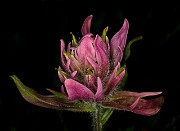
[92,103,102,131]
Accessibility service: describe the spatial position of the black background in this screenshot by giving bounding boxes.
[1,0,180,131]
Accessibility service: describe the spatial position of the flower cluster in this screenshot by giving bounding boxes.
[10,15,164,116]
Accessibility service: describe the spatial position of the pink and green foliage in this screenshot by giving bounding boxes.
[10,15,164,122]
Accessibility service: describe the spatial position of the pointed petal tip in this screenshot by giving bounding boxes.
[124,18,128,22]
[123,18,129,28]
[88,14,93,18]
[60,39,64,42]
[156,91,163,95]
[81,15,93,36]
[124,18,129,23]
[146,91,163,96]
[60,39,65,46]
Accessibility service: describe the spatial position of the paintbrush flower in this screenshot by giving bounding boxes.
[10,15,164,116]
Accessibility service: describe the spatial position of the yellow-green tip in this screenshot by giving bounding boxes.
[55,68,70,78]
[101,26,108,42]
[116,65,126,76]
[70,32,78,47]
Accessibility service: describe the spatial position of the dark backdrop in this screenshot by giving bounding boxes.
[1,0,180,131]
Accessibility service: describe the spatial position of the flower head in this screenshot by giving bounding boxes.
[59,15,128,100]
[10,15,164,116]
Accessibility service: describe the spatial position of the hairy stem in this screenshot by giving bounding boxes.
[92,103,102,131]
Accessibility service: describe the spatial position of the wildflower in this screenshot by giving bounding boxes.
[10,15,164,127]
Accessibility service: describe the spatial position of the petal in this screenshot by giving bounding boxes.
[102,96,164,116]
[94,35,109,68]
[110,91,163,109]
[77,34,96,69]
[57,66,66,83]
[61,85,66,96]
[87,57,97,71]
[64,79,95,101]
[105,36,110,57]
[69,54,82,73]
[81,15,93,36]
[113,46,124,67]
[70,71,77,77]
[96,34,109,54]
[104,63,125,95]
[110,19,129,66]
[112,91,162,98]
[60,39,66,68]
[67,42,72,53]
[88,35,109,78]
[84,75,97,93]
[95,77,104,101]
[60,39,71,72]
[103,91,164,116]
[130,96,164,116]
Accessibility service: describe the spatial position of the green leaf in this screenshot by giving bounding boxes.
[9,75,95,112]
[117,66,128,90]
[123,36,143,65]
[46,88,67,99]
[101,108,114,125]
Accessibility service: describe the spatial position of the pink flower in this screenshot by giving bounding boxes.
[10,15,164,116]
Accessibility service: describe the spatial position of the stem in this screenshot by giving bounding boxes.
[92,103,102,131]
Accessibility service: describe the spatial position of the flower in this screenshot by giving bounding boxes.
[10,15,164,116]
